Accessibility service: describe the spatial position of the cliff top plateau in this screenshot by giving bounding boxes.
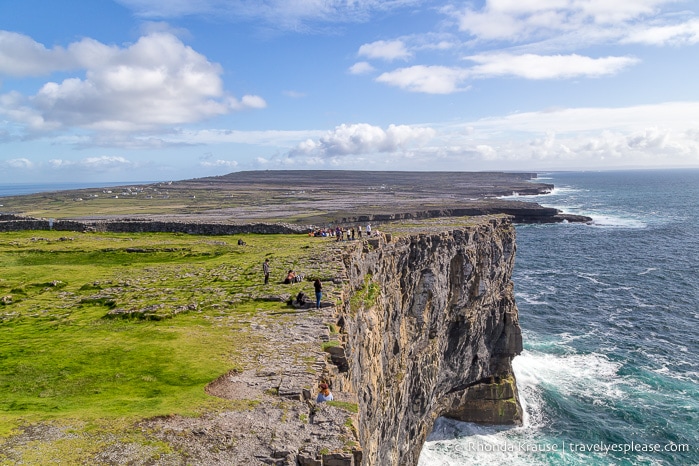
[0,170,590,225]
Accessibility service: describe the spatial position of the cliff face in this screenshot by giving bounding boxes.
[337,217,523,466]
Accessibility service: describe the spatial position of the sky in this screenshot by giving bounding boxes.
[1,0,699,183]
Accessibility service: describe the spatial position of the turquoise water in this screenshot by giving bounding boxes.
[420,170,699,465]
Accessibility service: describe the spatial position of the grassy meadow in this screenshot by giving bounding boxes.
[0,230,342,435]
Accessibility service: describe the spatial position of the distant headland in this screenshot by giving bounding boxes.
[0,171,591,227]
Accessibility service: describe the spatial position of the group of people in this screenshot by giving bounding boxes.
[264,259,323,309]
[284,269,303,284]
[262,260,335,403]
[309,224,373,241]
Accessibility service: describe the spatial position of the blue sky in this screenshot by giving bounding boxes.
[1,0,698,183]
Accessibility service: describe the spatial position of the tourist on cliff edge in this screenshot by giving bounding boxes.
[314,278,322,309]
[316,382,333,402]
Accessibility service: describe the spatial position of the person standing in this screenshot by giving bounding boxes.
[366,223,372,236]
[262,258,270,285]
[314,278,322,309]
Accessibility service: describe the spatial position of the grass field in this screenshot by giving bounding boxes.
[0,230,341,436]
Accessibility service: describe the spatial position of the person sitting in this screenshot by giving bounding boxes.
[284,270,296,284]
[316,382,333,402]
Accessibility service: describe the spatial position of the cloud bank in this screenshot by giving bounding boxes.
[355,0,696,94]
[0,31,265,135]
[115,0,421,30]
[289,123,436,158]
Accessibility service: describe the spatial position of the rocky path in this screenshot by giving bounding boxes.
[137,300,361,465]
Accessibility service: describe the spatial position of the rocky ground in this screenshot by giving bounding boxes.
[0,170,591,225]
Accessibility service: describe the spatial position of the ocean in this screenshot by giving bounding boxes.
[0,181,157,198]
[419,170,699,465]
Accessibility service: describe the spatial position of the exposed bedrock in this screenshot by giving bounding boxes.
[336,217,523,466]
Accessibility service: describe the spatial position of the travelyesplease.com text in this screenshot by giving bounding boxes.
[462,441,691,455]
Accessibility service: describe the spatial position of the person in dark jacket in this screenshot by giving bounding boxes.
[313,278,322,309]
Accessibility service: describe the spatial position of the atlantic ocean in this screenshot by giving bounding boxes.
[0,181,158,198]
[420,169,699,465]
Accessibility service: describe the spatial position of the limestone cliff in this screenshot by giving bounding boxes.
[336,217,523,466]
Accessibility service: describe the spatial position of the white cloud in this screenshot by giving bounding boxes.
[289,123,436,158]
[283,90,307,98]
[421,101,699,168]
[115,0,422,30]
[0,32,266,135]
[376,65,470,94]
[233,95,267,110]
[3,158,34,169]
[199,159,239,168]
[622,18,699,45]
[466,53,639,79]
[349,61,376,75]
[48,156,136,171]
[449,0,677,42]
[352,1,696,95]
[374,53,637,93]
[0,31,79,76]
[464,101,699,134]
[166,128,325,146]
[358,40,411,61]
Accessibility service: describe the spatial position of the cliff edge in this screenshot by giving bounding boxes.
[335,216,523,465]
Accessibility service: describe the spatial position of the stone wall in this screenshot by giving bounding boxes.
[0,216,307,235]
[335,217,523,466]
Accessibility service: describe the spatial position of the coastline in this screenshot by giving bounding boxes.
[0,171,591,226]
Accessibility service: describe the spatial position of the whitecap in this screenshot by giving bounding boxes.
[515,292,549,305]
[420,348,634,466]
[512,350,624,401]
[586,213,647,229]
[420,417,552,466]
[576,272,608,286]
[498,186,580,201]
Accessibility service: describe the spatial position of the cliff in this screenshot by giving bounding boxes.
[335,216,523,465]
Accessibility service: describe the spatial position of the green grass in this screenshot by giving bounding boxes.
[348,274,380,315]
[326,401,358,414]
[320,340,341,351]
[0,230,343,434]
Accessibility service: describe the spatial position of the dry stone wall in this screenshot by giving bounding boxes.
[0,216,306,235]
